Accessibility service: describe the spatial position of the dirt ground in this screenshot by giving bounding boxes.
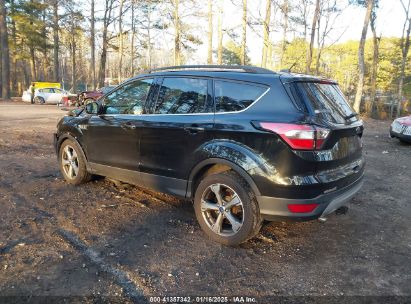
[0,102,410,303]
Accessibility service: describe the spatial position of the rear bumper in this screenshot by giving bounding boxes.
[257,175,364,221]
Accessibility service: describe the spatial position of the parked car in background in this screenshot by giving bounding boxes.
[22,87,76,105]
[54,65,364,246]
[77,86,116,105]
[390,116,411,143]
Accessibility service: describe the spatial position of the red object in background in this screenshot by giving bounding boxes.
[62,96,69,106]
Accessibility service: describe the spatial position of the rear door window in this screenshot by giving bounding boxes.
[154,77,210,114]
[214,81,267,113]
[293,82,356,124]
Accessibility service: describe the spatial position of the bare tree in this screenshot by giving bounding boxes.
[240,0,247,65]
[353,0,373,113]
[397,0,411,117]
[0,0,10,99]
[173,0,181,65]
[207,0,213,64]
[52,0,60,82]
[280,0,289,67]
[117,0,124,83]
[314,0,343,75]
[306,0,320,74]
[90,0,96,89]
[369,1,380,116]
[98,0,115,88]
[261,0,271,68]
[217,1,223,64]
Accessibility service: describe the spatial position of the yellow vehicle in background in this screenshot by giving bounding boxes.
[31,82,61,89]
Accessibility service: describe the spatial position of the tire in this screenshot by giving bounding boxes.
[194,171,262,246]
[34,96,45,104]
[58,139,92,185]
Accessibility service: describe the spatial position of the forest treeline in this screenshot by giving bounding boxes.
[0,0,411,117]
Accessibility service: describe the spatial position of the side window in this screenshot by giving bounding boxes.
[154,77,209,114]
[104,79,153,115]
[214,81,267,113]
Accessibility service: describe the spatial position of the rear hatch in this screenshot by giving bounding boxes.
[284,79,364,190]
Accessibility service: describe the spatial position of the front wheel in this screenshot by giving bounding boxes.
[194,171,262,246]
[59,139,92,185]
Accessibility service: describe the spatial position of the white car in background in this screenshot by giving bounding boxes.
[22,88,76,104]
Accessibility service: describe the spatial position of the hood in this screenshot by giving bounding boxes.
[396,116,411,127]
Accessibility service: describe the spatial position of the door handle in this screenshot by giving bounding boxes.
[121,122,137,130]
[184,125,205,134]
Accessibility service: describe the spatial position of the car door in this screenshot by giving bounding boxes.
[84,78,153,181]
[139,76,214,197]
[38,89,50,102]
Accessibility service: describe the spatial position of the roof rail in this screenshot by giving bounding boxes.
[147,65,276,74]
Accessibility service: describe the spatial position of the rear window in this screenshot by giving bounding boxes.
[294,82,356,124]
[214,81,267,113]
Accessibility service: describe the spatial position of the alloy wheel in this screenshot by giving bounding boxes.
[61,145,79,180]
[200,183,244,236]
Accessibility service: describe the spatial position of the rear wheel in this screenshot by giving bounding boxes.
[34,96,45,104]
[59,139,92,185]
[194,171,262,246]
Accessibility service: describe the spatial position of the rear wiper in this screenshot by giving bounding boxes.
[344,112,358,121]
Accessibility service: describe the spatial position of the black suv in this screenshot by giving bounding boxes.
[54,65,364,246]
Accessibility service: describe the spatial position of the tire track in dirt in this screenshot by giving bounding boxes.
[0,179,151,302]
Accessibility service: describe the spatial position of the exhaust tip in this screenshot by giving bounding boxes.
[318,217,327,223]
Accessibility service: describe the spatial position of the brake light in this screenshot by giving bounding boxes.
[258,122,330,150]
[287,203,319,213]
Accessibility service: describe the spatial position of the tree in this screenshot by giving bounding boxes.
[369,0,379,116]
[173,0,181,65]
[117,0,124,83]
[98,0,115,88]
[217,1,223,64]
[12,0,48,81]
[222,39,250,65]
[0,0,11,99]
[90,0,96,89]
[240,0,247,65]
[261,0,271,68]
[207,0,213,64]
[397,0,411,117]
[306,0,320,74]
[314,0,343,75]
[280,0,289,67]
[353,0,374,113]
[61,0,84,92]
[52,0,60,82]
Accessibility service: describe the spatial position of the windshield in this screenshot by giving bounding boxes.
[293,82,356,124]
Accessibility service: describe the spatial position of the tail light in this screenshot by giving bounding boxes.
[257,122,330,150]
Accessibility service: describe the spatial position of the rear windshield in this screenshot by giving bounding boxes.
[293,82,356,124]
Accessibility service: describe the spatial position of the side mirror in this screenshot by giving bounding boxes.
[85,102,101,115]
